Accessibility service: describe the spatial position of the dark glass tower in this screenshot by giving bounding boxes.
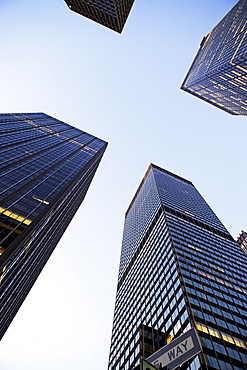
[108,164,247,370]
[0,112,107,339]
[181,0,247,115]
[64,0,135,33]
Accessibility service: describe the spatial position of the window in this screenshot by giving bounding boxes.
[206,355,219,368]
[218,360,233,369]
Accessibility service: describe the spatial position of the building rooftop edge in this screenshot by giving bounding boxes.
[2,113,108,144]
[237,229,247,239]
[125,164,194,218]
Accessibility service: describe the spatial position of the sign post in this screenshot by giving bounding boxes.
[146,328,202,370]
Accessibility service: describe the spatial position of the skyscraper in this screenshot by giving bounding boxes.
[181,0,247,115]
[0,112,107,339]
[237,230,247,256]
[108,164,247,369]
[64,0,135,33]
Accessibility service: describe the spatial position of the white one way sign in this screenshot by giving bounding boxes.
[146,328,202,370]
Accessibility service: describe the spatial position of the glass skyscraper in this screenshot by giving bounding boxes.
[64,0,135,33]
[237,230,247,256]
[181,0,247,115]
[0,112,107,339]
[108,164,247,369]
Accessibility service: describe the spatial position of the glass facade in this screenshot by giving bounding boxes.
[0,112,107,339]
[108,164,247,370]
[64,0,135,33]
[237,230,247,256]
[181,0,247,115]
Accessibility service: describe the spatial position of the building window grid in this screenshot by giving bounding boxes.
[110,220,175,365]
[168,217,247,282]
[111,248,191,368]
[109,165,247,369]
[181,0,247,115]
[0,115,106,256]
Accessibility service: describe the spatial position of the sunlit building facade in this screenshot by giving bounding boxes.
[108,164,247,369]
[64,0,135,33]
[0,112,107,339]
[237,230,247,256]
[181,0,247,115]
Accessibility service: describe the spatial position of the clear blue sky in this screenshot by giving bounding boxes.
[0,1,245,369]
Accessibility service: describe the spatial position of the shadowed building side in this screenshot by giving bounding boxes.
[64,0,135,33]
[0,113,107,339]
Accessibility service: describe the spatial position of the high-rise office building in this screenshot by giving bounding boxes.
[181,0,247,115]
[108,164,247,369]
[0,112,107,339]
[237,230,247,256]
[64,0,135,33]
